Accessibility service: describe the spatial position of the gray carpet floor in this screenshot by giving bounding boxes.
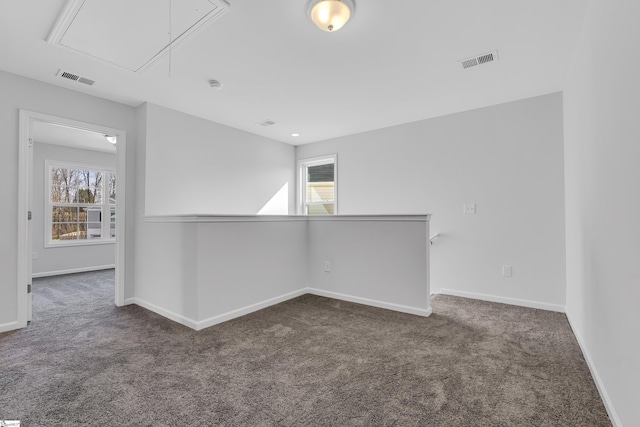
[1,270,610,426]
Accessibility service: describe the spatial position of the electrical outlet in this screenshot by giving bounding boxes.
[463,203,476,214]
[323,261,331,272]
[502,265,512,277]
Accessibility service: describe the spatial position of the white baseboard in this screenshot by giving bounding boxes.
[126,289,308,332]
[32,264,115,278]
[124,297,199,330]
[195,288,309,331]
[565,311,622,427]
[126,288,432,332]
[0,320,20,334]
[307,288,432,317]
[436,288,565,313]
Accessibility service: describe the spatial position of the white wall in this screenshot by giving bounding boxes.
[196,220,308,326]
[32,142,116,276]
[563,1,640,425]
[132,218,308,330]
[144,103,295,216]
[0,70,137,332]
[138,219,308,329]
[307,217,430,315]
[132,215,429,330]
[297,93,566,311]
[134,103,299,319]
[133,220,200,322]
[134,103,430,328]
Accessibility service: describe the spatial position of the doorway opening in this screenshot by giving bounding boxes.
[17,111,127,327]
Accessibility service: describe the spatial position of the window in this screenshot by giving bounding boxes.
[46,161,116,246]
[298,155,337,215]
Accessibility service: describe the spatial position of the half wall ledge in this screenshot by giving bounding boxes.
[143,214,431,223]
[136,214,431,330]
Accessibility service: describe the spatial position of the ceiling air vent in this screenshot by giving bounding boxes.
[60,71,79,81]
[78,77,95,86]
[460,50,499,69]
[256,119,276,127]
[56,69,95,86]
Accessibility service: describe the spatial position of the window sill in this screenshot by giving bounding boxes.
[45,238,116,249]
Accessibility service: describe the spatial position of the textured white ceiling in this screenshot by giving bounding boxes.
[0,0,590,145]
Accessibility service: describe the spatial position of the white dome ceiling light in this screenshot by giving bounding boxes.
[306,0,355,32]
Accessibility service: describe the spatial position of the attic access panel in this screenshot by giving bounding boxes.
[48,0,230,73]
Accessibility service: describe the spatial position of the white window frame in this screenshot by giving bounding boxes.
[297,154,338,215]
[45,160,116,247]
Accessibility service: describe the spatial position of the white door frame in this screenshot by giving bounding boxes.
[17,110,127,328]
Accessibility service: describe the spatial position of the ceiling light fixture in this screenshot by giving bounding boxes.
[306,0,355,32]
[105,135,117,145]
[291,133,300,137]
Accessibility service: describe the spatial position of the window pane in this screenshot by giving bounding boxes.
[307,163,334,182]
[87,222,102,239]
[307,204,335,215]
[78,207,88,222]
[306,182,334,202]
[77,223,87,240]
[53,223,78,240]
[50,167,79,203]
[86,207,101,223]
[86,207,102,239]
[76,176,100,203]
[59,184,76,204]
[90,171,103,204]
[75,189,93,203]
[52,206,78,223]
[49,164,116,243]
[109,173,116,204]
[89,171,99,187]
[306,163,334,203]
[77,170,89,189]
[110,207,116,238]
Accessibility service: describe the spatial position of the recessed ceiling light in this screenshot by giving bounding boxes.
[291,133,300,137]
[105,135,117,145]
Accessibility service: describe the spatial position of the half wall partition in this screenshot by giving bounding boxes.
[131,215,431,330]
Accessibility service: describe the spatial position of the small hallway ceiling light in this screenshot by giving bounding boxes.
[105,135,117,145]
[306,0,355,32]
[291,133,300,137]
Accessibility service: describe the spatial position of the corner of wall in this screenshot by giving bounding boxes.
[565,308,622,427]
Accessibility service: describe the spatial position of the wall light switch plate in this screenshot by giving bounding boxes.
[463,203,476,214]
[323,261,331,272]
[32,251,38,260]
